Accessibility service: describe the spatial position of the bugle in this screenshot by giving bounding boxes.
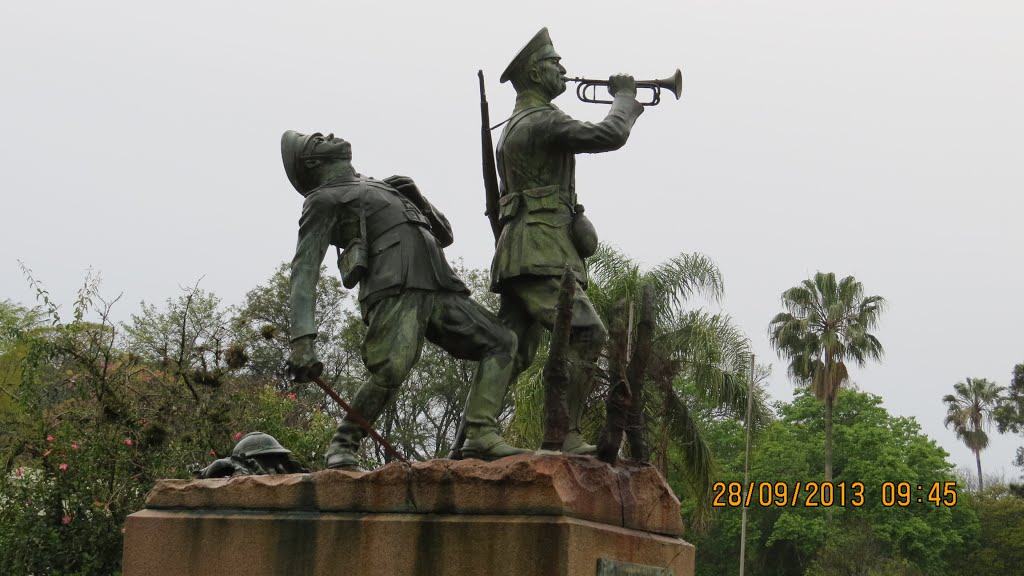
[569,68,683,106]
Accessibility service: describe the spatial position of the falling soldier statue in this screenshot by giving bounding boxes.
[282,130,530,469]
[488,28,645,455]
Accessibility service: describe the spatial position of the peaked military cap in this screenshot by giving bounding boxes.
[500,27,561,84]
[281,130,352,196]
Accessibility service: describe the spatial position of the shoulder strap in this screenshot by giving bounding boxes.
[359,196,367,239]
[334,181,368,260]
[496,106,550,152]
[495,106,552,192]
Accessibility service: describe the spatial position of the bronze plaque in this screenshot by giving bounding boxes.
[596,558,673,575]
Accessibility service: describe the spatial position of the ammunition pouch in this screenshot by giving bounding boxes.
[501,186,597,257]
[338,199,370,289]
[503,185,567,223]
[522,185,563,212]
[338,238,368,289]
[498,193,521,224]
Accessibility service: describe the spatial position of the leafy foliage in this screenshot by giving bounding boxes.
[691,387,976,576]
[0,269,340,574]
[585,244,767,527]
[232,262,354,390]
[10,260,979,576]
[995,364,1024,435]
[994,363,1024,487]
[953,485,1024,575]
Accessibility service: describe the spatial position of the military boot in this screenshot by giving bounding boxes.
[460,355,532,461]
[325,381,395,470]
[561,430,596,455]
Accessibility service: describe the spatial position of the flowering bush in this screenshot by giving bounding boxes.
[1,433,144,575]
[0,278,336,574]
[0,384,334,574]
[0,265,410,574]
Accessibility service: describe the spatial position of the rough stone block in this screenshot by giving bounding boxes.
[123,510,695,576]
[144,453,684,537]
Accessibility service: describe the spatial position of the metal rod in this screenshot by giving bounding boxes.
[739,355,755,576]
[311,374,409,464]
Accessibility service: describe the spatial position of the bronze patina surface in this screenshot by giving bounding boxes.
[283,131,528,469]
[490,28,645,455]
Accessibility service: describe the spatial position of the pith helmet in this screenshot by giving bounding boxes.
[232,432,291,459]
[500,27,561,84]
[281,130,316,196]
[281,130,353,196]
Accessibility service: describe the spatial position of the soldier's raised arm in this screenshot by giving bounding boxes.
[281,130,344,382]
[289,193,335,342]
[287,193,334,381]
[547,75,644,153]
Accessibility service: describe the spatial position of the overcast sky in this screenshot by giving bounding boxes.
[2,0,1022,479]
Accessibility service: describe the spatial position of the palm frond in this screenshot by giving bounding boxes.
[656,374,715,529]
[768,271,884,392]
[658,311,770,428]
[941,377,1004,451]
[647,252,724,309]
[505,353,547,448]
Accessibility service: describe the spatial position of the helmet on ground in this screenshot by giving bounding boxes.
[231,432,291,459]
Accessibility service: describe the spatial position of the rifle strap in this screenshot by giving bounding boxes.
[495,106,551,192]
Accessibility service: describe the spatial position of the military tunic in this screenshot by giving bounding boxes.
[290,176,468,340]
[289,175,520,464]
[490,93,644,292]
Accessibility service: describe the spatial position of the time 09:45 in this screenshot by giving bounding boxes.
[882,481,957,507]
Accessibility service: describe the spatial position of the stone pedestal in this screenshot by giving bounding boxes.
[123,453,694,575]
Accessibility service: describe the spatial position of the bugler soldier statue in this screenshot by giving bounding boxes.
[490,28,645,454]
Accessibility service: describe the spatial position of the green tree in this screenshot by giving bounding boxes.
[943,377,1004,492]
[232,262,354,390]
[805,521,926,576]
[768,272,885,482]
[995,363,1024,492]
[0,268,341,574]
[0,272,165,574]
[679,381,770,575]
[507,244,769,526]
[0,300,46,456]
[692,387,975,576]
[954,485,1024,575]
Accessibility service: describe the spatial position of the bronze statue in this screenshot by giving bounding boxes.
[195,432,307,478]
[282,131,530,469]
[489,28,645,455]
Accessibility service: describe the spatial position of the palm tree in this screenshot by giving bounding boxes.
[507,244,770,527]
[943,377,1004,491]
[768,272,885,482]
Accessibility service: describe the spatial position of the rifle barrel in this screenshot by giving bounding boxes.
[479,70,501,242]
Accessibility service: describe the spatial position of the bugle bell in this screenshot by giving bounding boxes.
[569,69,683,106]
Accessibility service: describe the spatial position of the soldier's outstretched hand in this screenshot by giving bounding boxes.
[607,74,636,98]
[194,457,253,479]
[287,335,323,383]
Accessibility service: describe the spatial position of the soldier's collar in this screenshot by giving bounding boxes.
[324,173,363,185]
[514,92,558,113]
